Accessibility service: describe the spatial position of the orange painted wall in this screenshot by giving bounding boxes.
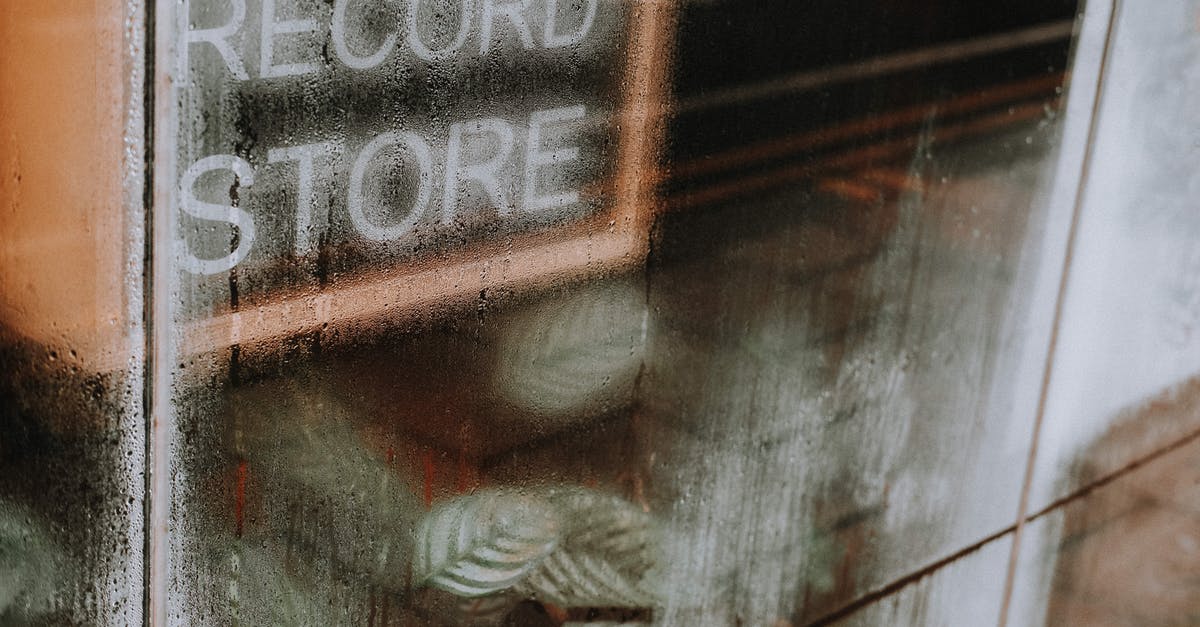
[0,0,137,368]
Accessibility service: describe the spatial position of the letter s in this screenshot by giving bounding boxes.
[179,155,256,275]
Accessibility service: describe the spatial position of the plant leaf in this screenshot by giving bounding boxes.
[415,490,560,597]
[520,550,658,609]
[517,488,661,608]
[232,377,422,590]
[0,502,60,619]
[496,280,647,421]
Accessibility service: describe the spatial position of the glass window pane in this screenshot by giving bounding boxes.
[139,0,1168,624]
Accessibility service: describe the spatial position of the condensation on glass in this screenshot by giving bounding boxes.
[152,0,1087,623]
[10,0,1200,624]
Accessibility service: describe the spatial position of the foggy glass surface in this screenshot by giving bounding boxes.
[152,0,1091,624]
